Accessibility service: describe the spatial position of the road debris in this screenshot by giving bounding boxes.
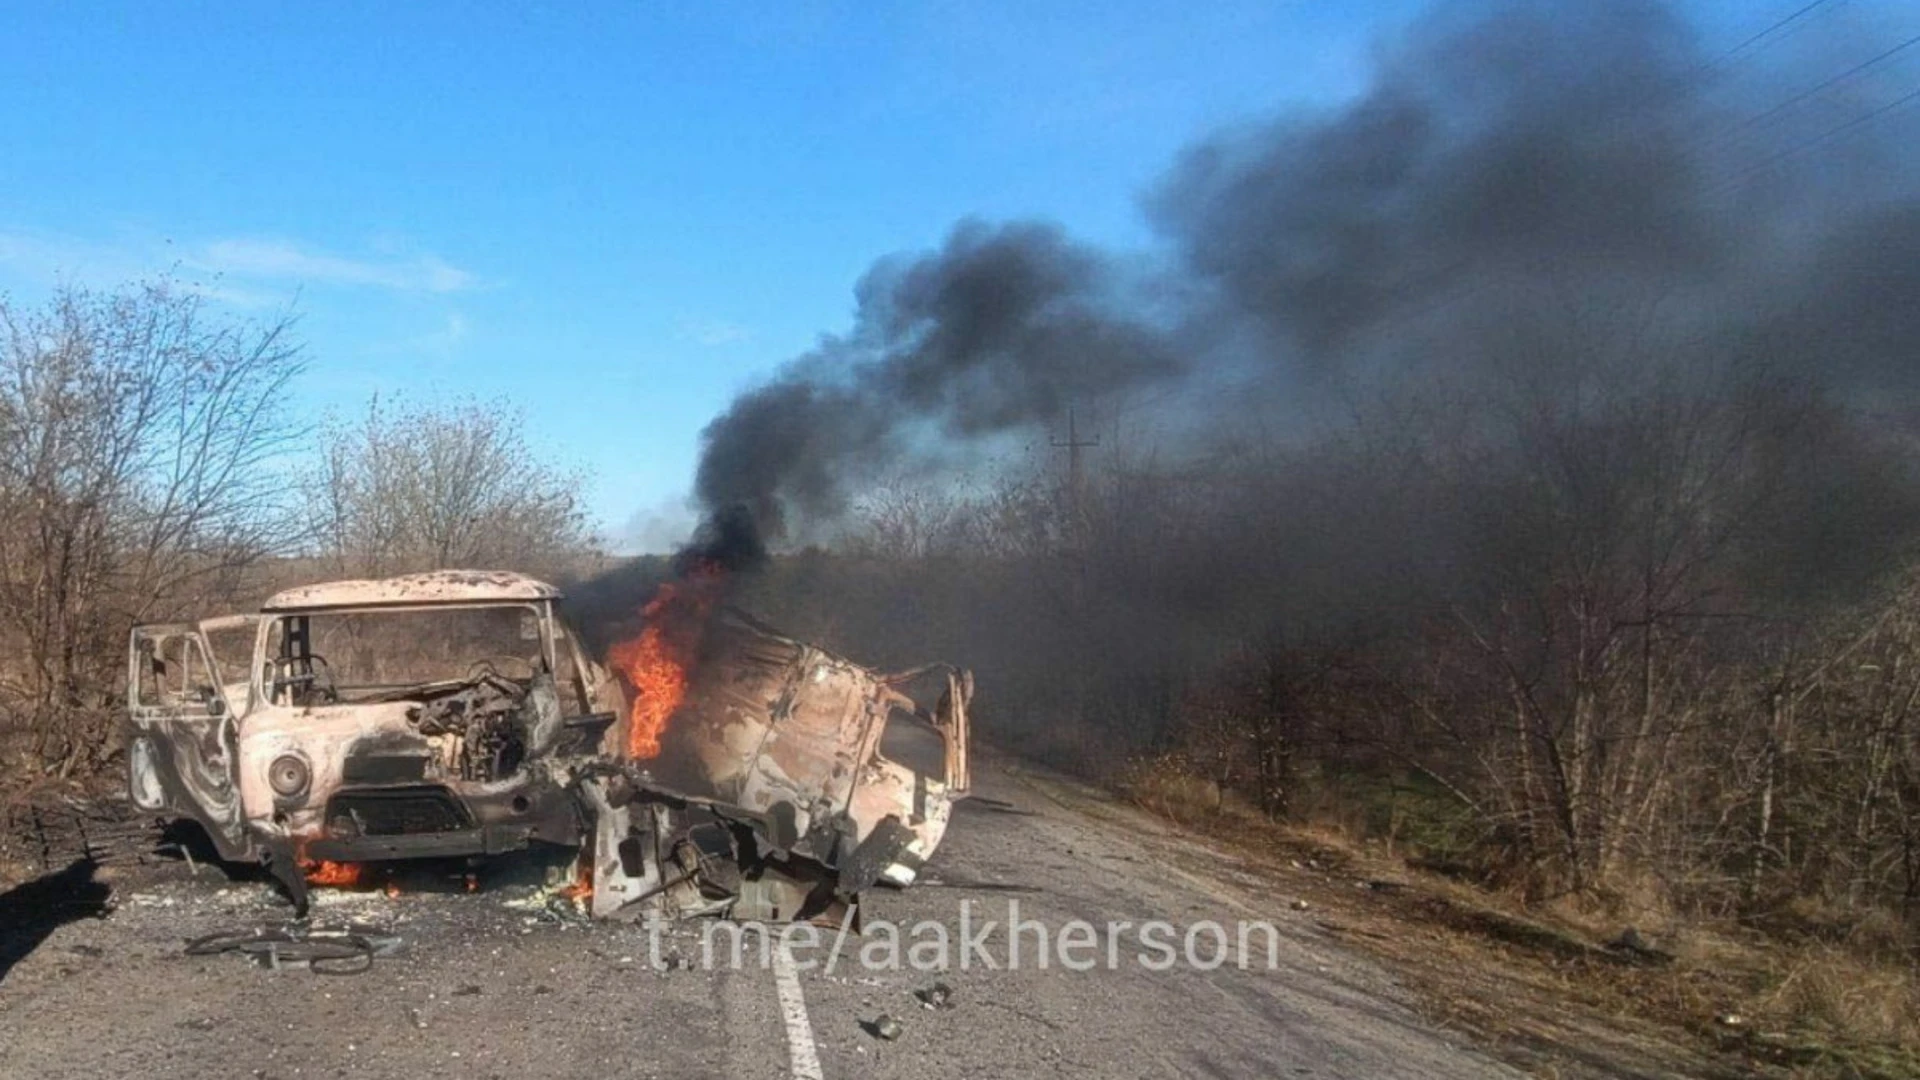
[914,981,955,1010]
[182,922,404,974]
[500,881,594,923]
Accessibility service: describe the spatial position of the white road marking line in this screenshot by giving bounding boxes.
[770,934,825,1080]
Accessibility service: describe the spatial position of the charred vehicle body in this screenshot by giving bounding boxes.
[126,570,972,921]
[582,608,973,924]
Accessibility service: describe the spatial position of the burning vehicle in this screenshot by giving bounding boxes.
[125,569,972,922]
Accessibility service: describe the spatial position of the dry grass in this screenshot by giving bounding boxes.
[1116,753,1233,826]
[1116,757,1920,1079]
[1757,946,1920,1048]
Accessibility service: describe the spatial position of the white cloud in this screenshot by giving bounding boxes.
[192,238,476,293]
[0,227,477,301]
[0,228,285,307]
[0,227,159,285]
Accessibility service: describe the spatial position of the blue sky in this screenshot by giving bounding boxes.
[0,0,1862,549]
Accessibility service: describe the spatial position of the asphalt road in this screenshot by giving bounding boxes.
[0,760,1515,1079]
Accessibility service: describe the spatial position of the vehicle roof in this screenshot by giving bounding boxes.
[261,570,563,612]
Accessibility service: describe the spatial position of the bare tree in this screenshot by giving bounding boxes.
[843,481,965,560]
[306,395,595,578]
[0,283,306,776]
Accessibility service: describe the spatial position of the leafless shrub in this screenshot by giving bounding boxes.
[304,395,595,579]
[0,283,305,776]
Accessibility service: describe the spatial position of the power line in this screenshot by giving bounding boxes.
[1712,0,1841,68]
[1145,0,1887,359]
[1720,82,1920,189]
[1299,82,1917,344]
[1345,66,1916,340]
[1237,8,1870,351]
[1596,0,1845,147]
[1733,29,1920,133]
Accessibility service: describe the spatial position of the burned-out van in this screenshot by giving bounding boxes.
[126,569,971,921]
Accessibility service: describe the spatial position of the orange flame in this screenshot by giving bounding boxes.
[606,621,686,760]
[303,859,364,888]
[604,567,721,761]
[557,856,593,904]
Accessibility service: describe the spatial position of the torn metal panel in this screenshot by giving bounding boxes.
[587,608,973,922]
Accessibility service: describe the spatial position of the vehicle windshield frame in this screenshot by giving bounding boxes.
[249,599,559,706]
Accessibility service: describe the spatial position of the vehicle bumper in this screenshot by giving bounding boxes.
[291,778,585,863]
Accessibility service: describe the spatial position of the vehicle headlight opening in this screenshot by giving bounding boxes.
[268,753,311,798]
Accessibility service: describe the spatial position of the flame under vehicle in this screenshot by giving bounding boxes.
[125,570,972,921]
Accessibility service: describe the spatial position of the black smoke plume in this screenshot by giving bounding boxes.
[687,0,1920,558]
[692,220,1182,555]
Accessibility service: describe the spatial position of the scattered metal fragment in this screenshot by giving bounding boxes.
[914,981,955,1010]
[863,1014,905,1041]
[500,883,592,922]
[915,874,1040,894]
[183,923,403,974]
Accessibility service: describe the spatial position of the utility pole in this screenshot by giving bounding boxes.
[1049,407,1101,729]
[1051,406,1100,544]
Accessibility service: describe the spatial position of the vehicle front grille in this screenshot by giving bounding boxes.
[325,786,472,836]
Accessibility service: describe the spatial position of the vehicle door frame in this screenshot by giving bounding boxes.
[126,617,258,861]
